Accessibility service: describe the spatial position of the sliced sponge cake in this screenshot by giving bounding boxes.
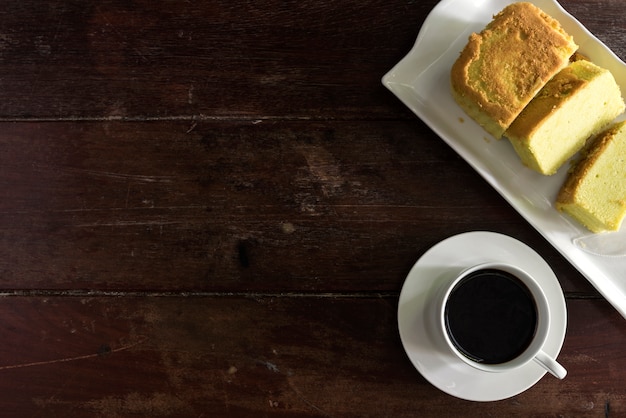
[556,121,626,232]
[505,60,625,175]
[450,2,578,138]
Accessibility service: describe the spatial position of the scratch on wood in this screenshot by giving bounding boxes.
[287,376,332,417]
[188,85,194,104]
[296,144,344,197]
[75,220,181,228]
[186,121,198,133]
[33,164,174,183]
[0,335,147,371]
[256,360,279,373]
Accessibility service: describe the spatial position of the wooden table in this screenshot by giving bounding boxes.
[2,0,626,416]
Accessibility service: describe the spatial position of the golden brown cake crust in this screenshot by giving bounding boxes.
[504,60,624,175]
[557,123,622,205]
[450,2,578,138]
[506,63,590,139]
[556,121,626,232]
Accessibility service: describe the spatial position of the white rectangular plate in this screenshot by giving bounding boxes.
[383,0,626,318]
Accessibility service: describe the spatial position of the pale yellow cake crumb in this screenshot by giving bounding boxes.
[556,121,626,232]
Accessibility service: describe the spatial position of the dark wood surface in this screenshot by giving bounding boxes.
[2,0,626,416]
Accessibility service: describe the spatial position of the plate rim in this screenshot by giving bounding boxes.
[383,0,626,319]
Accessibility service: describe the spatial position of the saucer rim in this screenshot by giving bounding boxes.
[397,231,567,402]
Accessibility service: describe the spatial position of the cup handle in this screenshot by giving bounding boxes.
[533,350,567,379]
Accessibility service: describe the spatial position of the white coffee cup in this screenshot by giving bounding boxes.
[432,262,566,379]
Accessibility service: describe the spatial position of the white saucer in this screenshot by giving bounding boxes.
[398,231,567,402]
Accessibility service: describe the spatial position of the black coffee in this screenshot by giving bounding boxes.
[444,269,538,364]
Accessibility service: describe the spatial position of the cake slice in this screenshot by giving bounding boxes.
[556,121,626,233]
[450,2,578,138]
[505,60,625,175]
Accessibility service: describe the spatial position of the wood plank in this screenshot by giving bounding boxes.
[0,0,435,120]
[0,296,621,416]
[0,1,623,120]
[2,0,625,415]
[0,121,593,294]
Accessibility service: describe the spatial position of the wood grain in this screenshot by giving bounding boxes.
[0,296,622,416]
[0,0,437,120]
[1,121,591,293]
[1,0,624,415]
[0,1,622,121]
